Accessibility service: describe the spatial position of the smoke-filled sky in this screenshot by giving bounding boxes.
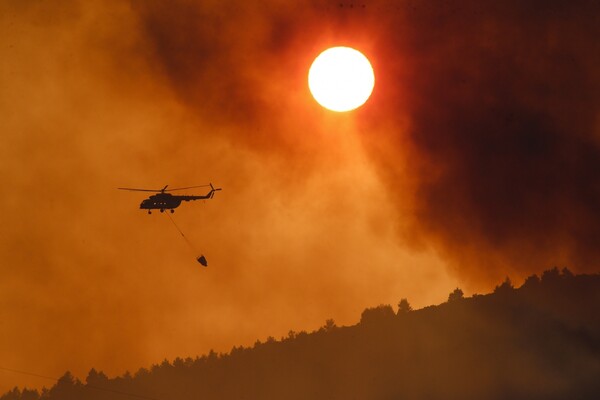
[1,0,599,392]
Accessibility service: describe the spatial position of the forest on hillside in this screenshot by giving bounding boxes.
[3,268,600,400]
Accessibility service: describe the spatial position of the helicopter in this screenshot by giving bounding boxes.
[118,183,221,214]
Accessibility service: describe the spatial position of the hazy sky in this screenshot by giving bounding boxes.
[1,0,598,392]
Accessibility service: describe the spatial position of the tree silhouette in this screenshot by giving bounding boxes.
[85,369,108,387]
[4,270,600,400]
[522,273,540,288]
[46,372,82,400]
[447,288,464,302]
[1,388,20,400]
[494,277,514,294]
[561,267,574,278]
[322,318,337,332]
[397,298,412,314]
[541,266,561,283]
[0,388,39,400]
[360,304,395,325]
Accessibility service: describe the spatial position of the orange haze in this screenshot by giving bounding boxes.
[1,0,598,392]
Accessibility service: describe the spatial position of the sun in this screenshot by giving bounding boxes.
[308,46,375,112]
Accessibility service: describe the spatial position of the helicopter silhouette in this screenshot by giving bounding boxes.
[118,184,221,214]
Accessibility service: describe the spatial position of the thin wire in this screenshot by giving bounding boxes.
[0,366,56,383]
[0,366,162,400]
[165,212,198,255]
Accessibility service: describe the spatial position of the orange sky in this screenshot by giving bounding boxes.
[1,0,599,393]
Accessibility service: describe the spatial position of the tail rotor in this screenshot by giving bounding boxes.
[209,183,222,199]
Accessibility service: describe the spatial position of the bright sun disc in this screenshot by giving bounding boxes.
[308,46,375,112]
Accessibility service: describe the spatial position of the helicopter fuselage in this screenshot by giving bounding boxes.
[119,183,221,214]
[140,193,211,212]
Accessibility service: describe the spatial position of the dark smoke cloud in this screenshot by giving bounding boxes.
[357,0,600,284]
[132,0,600,285]
[130,1,387,158]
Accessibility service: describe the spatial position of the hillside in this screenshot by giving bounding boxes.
[3,268,600,400]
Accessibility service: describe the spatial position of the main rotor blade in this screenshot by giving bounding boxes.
[117,187,161,192]
[165,185,212,192]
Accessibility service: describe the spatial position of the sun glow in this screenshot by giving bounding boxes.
[308,46,375,112]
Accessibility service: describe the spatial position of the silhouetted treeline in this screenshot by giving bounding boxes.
[4,268,600,400]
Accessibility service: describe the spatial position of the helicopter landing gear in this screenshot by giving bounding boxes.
[170,209,175,213]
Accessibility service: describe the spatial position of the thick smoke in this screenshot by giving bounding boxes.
[131,0,600,284]
[358,0,600,284]
[0,0,453,392]
[1,0,598,393]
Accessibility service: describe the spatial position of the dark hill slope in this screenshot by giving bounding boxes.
[4,269,600,400]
